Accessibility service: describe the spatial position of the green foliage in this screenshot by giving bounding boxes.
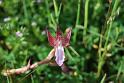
[0,0,124,82]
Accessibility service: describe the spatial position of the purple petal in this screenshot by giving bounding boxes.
[55,46,65,66]
[62,28,72,47]
[46,28,55,47]
[16,31,23,37]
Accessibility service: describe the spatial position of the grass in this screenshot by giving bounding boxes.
[83,0,89,36]
[97,0,120,78]
[73,0,81,43]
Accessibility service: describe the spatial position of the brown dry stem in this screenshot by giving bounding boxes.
[2,49,55,76]
[2,49,70,76]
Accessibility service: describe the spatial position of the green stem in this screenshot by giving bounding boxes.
[76,0,81,25]
[100,73,106,83]
[97,0,120,78]
[73,0,81,43]
[53,0,58,18]
[22,0,29,24]
[83,0,89,36]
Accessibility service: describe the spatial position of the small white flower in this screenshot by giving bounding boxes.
[41,30,46,35]
[4,17,11,22]
[0,0,2,5]
[106,53,112,57]
[31,21,37,27]
[16,31,23,37]
[36,0,42,3]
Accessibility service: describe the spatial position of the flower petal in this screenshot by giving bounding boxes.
[46,28,55,47]
[62,28,72,47]
[55,46,65,66]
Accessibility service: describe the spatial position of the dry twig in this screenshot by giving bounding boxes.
[2,49,70,76]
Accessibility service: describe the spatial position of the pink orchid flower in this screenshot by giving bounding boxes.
[46,28,71,66]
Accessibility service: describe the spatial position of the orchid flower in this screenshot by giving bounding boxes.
[46,27,71,66]
[2,28,71,76]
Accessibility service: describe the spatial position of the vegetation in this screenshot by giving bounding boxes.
[0,0,123,82]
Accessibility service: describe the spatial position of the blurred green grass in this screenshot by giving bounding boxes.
[0,0,124,83]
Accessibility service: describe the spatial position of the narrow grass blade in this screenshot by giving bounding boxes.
[100,74,106,83]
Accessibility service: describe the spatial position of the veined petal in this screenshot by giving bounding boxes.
[55,45,65,66]
[46,29,55,47]
[62,28,72,47]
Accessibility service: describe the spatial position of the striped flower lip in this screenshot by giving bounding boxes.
[46,27,71,66]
